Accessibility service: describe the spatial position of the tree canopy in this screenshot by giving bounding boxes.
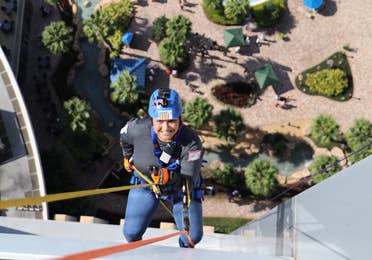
[311,114,340,149]
[224,0,250,20]
[309,155,342,185]
[63,97,91,132]
[184,97,213,129]
[158,15,192,69]
[344,119,372,164]
[213,108,244,142]
[245,159,279,198]
[42,21,73,55]
[83,0,134,57]
[110,70,139,105]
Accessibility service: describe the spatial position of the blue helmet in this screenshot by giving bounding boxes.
[148,88,183,120]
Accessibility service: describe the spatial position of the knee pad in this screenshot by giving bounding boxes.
[123,230,142,242]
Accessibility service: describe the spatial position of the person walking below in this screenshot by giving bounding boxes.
[120,88,204,248]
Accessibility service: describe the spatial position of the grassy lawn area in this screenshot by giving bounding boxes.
[203,217,251,234]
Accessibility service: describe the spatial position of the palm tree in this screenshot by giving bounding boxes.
[83,10,113,52]
[166,15,192,41]
[224,0,250,20]
[309,155,342,185]
[63,97,90,132]
[245,159,279,198]
[110,70,139,105]
[184,97,213,129]
[344,119,372,164]
[213,108,245,142]
[42,21,73,55]
[159,38,187,69]
[153,16,169,42]
[83,0,134,55]
[310,114,340,148]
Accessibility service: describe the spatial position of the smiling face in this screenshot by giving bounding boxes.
[152,118,180,142]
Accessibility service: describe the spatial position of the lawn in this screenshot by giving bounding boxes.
[203,217,251,234]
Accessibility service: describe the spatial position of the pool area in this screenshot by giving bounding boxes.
[203,142,314,176]
[73,0,129,137]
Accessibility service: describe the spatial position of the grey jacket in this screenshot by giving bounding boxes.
[120,118,203,187]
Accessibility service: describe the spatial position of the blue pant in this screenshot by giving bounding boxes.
[123,187,203,247]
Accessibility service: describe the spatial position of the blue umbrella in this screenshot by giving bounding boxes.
[121,32,134,46]
[304,0,323,9]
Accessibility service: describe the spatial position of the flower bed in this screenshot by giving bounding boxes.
[295,52,353,101]
[212,81,258,108]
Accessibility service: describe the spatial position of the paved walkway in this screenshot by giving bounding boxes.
[114,0,372,132]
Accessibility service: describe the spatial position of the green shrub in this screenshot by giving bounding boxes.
[251,0,285,27]
[166,15,192,41]
[213,108,245,142]
[159,38,187,69]
[310,114,340,149]
[203,0,223,11]
[344,119,372,164]
[152,16,169,42]
[245,159,279,198]
[295,52,353,101]
[158,15,191,69]
[184,97,213,128]
[202,0,244,25]
[224,0,250,21]
[305,69,348,97]
[209,163,245,188]
[309,155,342,185]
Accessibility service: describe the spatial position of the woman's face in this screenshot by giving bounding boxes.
[152,118,180,142]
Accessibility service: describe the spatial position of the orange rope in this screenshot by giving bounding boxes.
[54,230,187,260]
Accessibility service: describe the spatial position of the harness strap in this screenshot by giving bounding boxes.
[132,165,161,195]
[151,124,183,169]
[186,233,195,248]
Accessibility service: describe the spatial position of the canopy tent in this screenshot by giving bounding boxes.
[304,0,323,9]
[110,58,148,93]
[224,28,245,48]
[121,32,134,46]
[254,64,280,91]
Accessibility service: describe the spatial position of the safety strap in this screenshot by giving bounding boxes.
[150,124,183,170]
[132,165,161,196]
[181,178,195,247]
[0,184,151,210]
[54,230,188,260]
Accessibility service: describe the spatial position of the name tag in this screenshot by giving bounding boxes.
[160,151,171,164]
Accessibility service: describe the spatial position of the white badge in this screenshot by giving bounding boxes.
[160,151,171,164]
